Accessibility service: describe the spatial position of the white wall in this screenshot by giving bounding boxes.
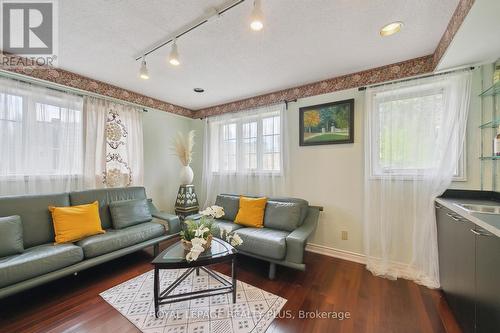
[142,110,203,212]
[287,89,365,254]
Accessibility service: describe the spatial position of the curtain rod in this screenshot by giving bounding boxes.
[358,66,475,91]
[197,99,295,119]
[0,69,154,112]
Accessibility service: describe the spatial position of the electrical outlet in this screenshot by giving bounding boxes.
[341,231,348,240]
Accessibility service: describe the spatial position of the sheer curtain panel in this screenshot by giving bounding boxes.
[0,77,144,196]
[363,71,472,288]
[0,77,84,195]
[83,97,144,189]
[201,103,289,207]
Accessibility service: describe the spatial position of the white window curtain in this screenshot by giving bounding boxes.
[0,77,144,195]
[201,103,289,207]
[0,77,84,195]
[364,71,472,288]
[83,97,144,189]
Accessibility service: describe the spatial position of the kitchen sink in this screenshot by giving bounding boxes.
[454,203,500,214]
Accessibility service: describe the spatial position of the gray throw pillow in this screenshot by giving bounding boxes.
[263,201,302,232]
[0,215,24,257]
[109,198,152,229]
[215,195,240,221]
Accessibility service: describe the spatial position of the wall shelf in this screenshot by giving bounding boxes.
[480,156,500,160]
[479,118,500,129]
[479,65,500,190]
[479,81,500,97]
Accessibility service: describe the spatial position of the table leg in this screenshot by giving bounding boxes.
[232,257,237,303]
[154,267,159,318]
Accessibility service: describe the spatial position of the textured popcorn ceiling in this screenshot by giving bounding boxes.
[58,0,459,110]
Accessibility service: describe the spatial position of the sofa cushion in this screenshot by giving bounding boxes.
[76,222,165,258]
[235,227,289,260]
[69,187,147,229]
[0,215,24,257]
[215,195,240,221]
[267,197,309,226]
[264,201,302,232]
[109,198,152,229]
[211,219,244,237]
[0,243,83,288]
[0,193,70,248]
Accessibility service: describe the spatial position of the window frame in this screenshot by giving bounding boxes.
[369,87,466,181]
[210,110,283,176]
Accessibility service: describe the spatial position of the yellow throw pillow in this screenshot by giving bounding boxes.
[49,201,105,244]
[234,196,268,228]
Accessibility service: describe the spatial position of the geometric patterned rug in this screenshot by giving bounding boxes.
[100,268,287,333]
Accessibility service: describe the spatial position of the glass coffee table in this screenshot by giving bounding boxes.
[151,237,237,318]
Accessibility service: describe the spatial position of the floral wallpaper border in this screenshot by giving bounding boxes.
[0,0,473,119]
[432,0,475,68]
[0,53,194,118]
[195,55,434,117]
[197,0,475,118]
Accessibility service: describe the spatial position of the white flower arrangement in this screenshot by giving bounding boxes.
[220,226,243,247]
[183,205,243,262]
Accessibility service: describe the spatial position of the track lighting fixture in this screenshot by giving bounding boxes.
[139,56,149,79]
[250,0,264,31]
[169,39,180,66]
[135,0,267,79]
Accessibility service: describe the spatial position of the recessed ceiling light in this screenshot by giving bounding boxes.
[380,21,403,37]
[193,88,204,93]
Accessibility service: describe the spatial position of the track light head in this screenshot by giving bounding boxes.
[169,39,180,66]
[250,0,264,31]
[139,56,149,79]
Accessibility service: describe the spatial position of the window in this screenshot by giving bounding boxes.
[370,86,465,179]
[210,109,282,174]
[0,85,83,178]
[222,123,237,171]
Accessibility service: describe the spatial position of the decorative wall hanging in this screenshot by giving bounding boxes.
[299,99,354,146]
[103,109,132,187]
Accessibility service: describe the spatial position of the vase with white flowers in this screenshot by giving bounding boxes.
[181,205,243,262]
[172,130,195,185]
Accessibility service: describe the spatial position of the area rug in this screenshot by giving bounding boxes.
[100,268,287,333]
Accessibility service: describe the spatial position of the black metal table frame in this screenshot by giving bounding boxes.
[153,256,237,318]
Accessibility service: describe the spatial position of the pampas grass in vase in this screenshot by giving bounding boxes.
[173,130,195,185]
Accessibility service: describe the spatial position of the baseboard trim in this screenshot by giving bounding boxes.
[305,243,366,264]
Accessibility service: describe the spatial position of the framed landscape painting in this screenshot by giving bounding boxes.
[299,99,354,146]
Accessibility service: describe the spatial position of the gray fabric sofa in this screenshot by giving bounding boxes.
[0,187,180,299]
[200,194,321,279]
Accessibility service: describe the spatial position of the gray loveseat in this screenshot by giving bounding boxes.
[0,186,180,299]
[202,194,321,279]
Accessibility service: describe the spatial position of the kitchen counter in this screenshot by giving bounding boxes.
[436,192,500,237]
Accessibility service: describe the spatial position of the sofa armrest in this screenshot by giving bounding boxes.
[152,211,181,234]
[185,213,203,221]
[285,207,320,264]
[147,199,181,234]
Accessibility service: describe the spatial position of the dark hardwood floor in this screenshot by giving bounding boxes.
[0,238,461,333]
